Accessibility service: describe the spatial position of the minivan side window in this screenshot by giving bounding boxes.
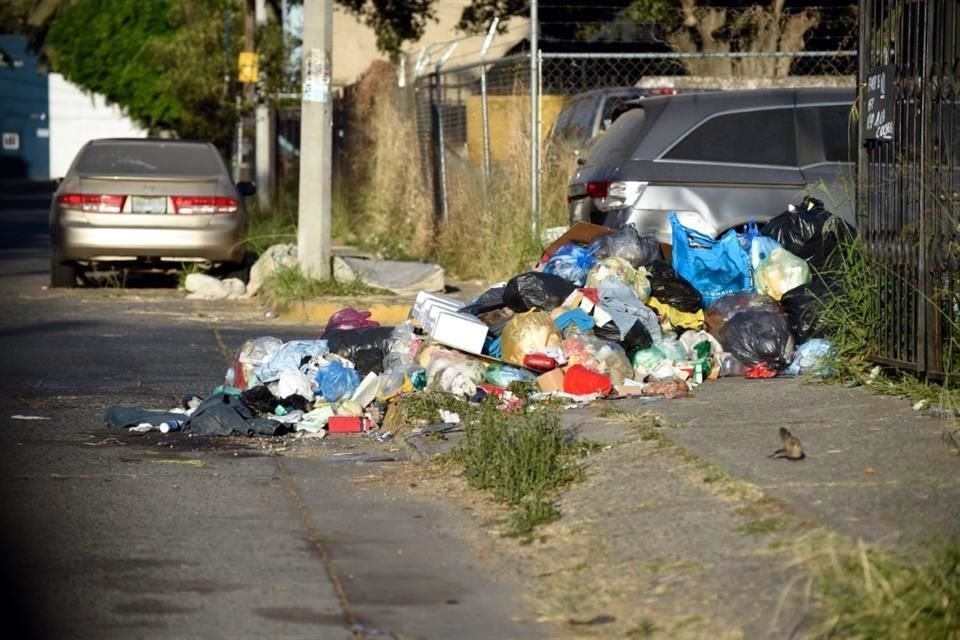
[663,107,798,166]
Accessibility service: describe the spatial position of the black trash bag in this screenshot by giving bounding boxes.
[594,318,653,355]
[721,309,795,371]
[241,385,311,415]
[503,272,577,312]
[321,326,395,375]
[184,393,291,437]
[461,285,507,316]
[587,225,662,268]
[646,260,702,313]
[761,196,856,271]
[779,276,840,344]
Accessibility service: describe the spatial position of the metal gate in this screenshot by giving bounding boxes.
[859,0,960,376]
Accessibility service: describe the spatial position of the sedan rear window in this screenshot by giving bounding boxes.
[664,107,798,166]
[74,142,226,176]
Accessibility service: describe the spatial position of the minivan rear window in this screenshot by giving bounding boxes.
[587,108,648,165]
[74,142,226,176]
[664,107,798,166]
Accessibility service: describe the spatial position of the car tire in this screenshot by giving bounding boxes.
[50,250,77,288]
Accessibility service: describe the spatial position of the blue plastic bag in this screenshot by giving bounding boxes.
[670,212,752,308]
[544,243,597,286]
[741,221,782,270]
[315,361,361,402]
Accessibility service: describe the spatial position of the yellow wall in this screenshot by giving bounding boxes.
[465,95,571,166]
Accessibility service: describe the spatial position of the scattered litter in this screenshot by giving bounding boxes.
[439,410,461,424]
[10,415,50,421]
[82,437,126,447]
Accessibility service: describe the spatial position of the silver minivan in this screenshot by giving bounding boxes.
[567,88,857,242]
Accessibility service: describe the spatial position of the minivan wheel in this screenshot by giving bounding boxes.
[50,251,77,288]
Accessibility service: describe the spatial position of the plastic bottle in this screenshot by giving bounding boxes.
[159,419,183,434]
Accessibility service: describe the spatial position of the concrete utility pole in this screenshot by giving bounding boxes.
[297,0,333,279]
[255,0,275,210]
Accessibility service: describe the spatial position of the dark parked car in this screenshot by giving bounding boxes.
[49,138,254,287]
[567,88,857,243]
[547,86,682,162]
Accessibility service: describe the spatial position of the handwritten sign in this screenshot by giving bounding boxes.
[863,65,894,143]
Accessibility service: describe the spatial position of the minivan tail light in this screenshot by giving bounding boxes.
[592,180,648,212]
[172,196,238,214]
[58,193,125,213]
[586,181,610,199]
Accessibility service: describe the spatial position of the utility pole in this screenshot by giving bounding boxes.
[297,0,333,279]
[255,0,274,210]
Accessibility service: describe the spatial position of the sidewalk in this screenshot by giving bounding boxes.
[409,377,960,548]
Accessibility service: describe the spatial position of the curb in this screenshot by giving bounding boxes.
[276,298,416,325]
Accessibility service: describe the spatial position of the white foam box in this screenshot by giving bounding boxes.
[429,310,489,355]
[410,291,464,329]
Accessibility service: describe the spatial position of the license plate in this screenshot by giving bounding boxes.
[131,196,167,214]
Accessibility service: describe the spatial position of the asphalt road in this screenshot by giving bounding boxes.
[0,185,540,640]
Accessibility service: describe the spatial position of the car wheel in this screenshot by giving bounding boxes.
[50,250,77,288]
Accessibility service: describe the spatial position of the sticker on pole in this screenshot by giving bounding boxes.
[303,49,331,103]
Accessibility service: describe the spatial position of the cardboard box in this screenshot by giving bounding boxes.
[327,416,372,433]
[536,368,566,393]
[540,222,613,262]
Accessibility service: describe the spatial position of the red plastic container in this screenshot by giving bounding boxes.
[562,364,612,396]
[327,416,372,433]
[523,353,558,372]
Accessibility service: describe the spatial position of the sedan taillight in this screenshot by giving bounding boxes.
[171,196,238,214]
[58,193,125,213]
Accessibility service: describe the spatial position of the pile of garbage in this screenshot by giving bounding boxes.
[104,197,854,438]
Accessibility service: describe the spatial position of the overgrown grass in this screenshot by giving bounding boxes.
[245,199,298,256]
[257,264,390,310]
[445,398,585,537]
[792,534,960,639]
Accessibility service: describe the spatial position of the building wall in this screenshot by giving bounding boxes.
[47,73,147,179]
[0,35,49,179]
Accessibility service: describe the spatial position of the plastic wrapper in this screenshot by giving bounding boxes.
[501,311,563,366]
[597,277,662,343]
[382,322,423,370]
[717,352,745,377]
[646,261,702,313]
[255,339,329,383]
[503,272,577,313]
[585,257,652,301]
[720,309,796,370]
[543,243,597,286]
[484,363,536,387]
[418,344,487,396]
[325,307,381,332]
[594,318,653,354]
[678,330,722,359]
[755,248,811,301]
[705,292,781,340]
[785,338,834,377]
[630,337,688,376]
[234,336,284,390]
[314,360,361,402]
[761,196,857,271]
[562,334,633,388]
[322,326,395,375]
[377,365,427,401]
[670,212,752,307]
[586,225,661,268]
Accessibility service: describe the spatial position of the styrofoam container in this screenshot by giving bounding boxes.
[429,310,488,355]
[410,291,464,329]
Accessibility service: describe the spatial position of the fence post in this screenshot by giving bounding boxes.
[529,0,540,237]
[431,43,458,224]
[479,17,499,184]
